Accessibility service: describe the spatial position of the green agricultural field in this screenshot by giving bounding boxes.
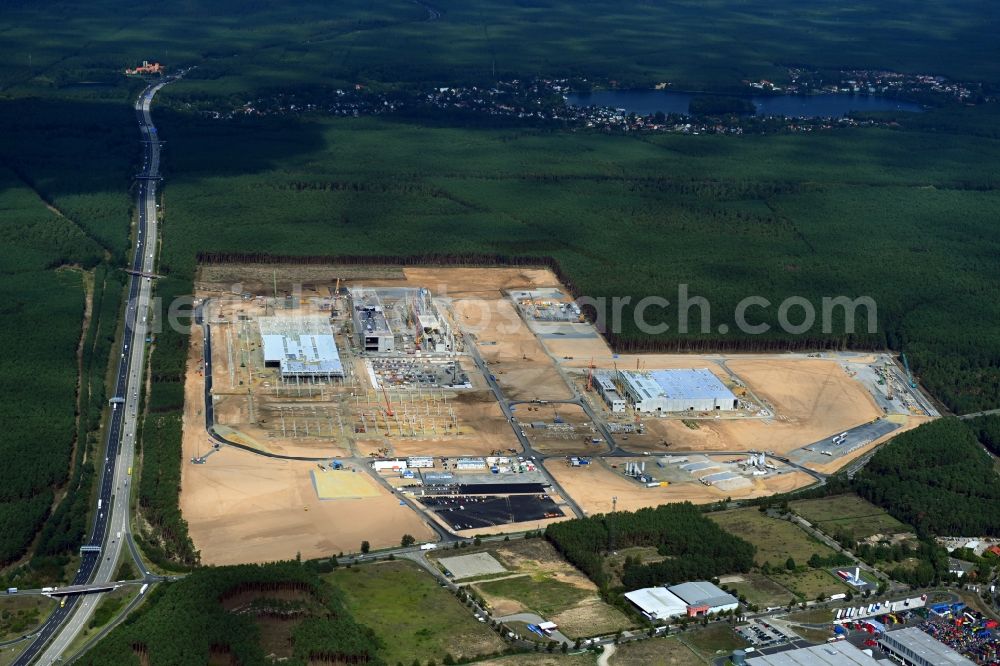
[709,509,837,568]
[790,494,910,541]
[328,560,505,664]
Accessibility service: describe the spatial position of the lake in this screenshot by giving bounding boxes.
[566,90,923,118]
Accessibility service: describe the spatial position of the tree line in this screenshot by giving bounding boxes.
[81,561,384,665]
[853,418,1000,537]
[545,503,754,591]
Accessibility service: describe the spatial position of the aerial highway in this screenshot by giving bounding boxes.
[14,75,177,666]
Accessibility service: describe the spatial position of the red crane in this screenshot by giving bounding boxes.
[381,384,394,417]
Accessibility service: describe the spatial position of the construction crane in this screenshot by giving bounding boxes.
[901,353,917,389]
[381,384,394,417]
[332,277,342,314]
[586,358,595,392]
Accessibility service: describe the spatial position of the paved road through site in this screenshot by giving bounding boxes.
[16,76,177,666]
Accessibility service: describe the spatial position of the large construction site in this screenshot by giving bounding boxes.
[179,264,937,563]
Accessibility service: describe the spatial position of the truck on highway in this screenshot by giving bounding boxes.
[41,587,55,593]
[140,583,149,595]
[420,543,437,551]
[97,499,103,510]
[6,587,16,594]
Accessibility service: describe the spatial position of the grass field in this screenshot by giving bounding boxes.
[471,538,633,638]
[793,626,835,643]
[790,494,910,540]
[723,573,794,609]
[678,624,749,660]
[604,547,666,587]
[785,608,835,624]
[0,642,29,666]
[327,560,505,663]
[610,636,702,666]
[478,575,589,619]
[0,595,55,641]
[475,654,596,666]
[710,509,838,568]
[767,570,850,602]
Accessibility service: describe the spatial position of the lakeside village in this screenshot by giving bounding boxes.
[183,67,995,135]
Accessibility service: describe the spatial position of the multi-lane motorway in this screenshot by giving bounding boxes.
[14,76,176,666]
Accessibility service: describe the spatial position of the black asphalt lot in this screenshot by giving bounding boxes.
[424,495,563,530]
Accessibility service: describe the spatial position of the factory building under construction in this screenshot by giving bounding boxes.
[594,373,627,412]
[596,368,738,413]
[350,288,395,353]
[259,316,344,379]
[409,288,453,353]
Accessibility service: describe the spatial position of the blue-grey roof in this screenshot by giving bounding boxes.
[879,627,975,665]
[650,368,735,401]
[667,581,738,608]
[259,317,344,376]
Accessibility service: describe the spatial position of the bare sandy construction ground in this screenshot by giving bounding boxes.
[518,402,605,456]
[545,459,815,515]
[179,315,433,564]
[182,264,921,550]
[606,357,883,461]
[453,296,573,401]
[180,446,434,564]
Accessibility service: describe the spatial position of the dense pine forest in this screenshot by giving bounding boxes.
[546,503,755,591]
[0,98,132,575]
[853,417,1000,537]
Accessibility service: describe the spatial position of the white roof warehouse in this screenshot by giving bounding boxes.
[624,580,738,620]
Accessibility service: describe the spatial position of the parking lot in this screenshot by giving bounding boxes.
[422,494,563,529]
[737,618,796,646]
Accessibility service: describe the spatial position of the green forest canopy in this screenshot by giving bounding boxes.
[2,0,998,95]
[81,562,384,665]
[854,417,1000,537]
[546,503,755,591]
